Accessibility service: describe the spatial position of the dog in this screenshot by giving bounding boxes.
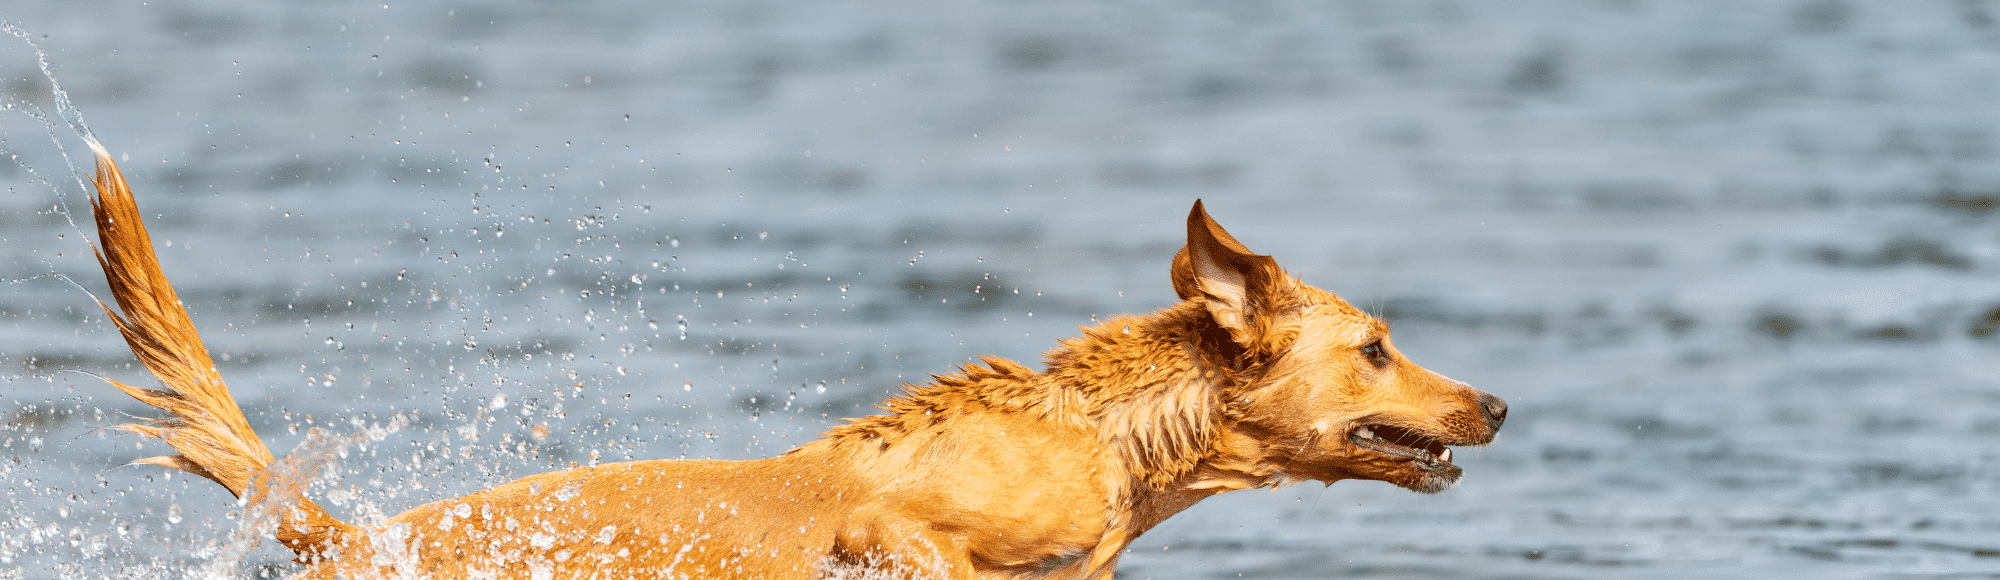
[83,138,1506,579]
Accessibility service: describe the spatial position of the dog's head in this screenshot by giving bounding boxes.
[1171,201,1505,493]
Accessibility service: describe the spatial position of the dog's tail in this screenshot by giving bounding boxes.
[84,141,354,559]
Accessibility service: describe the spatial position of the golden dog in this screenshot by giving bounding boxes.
[83,140,1505,579]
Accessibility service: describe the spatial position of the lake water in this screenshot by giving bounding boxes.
[2,1,1998,578]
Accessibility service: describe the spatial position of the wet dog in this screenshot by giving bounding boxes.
[84,140,1505,579]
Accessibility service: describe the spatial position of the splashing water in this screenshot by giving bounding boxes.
[0,23,99,221]
[193,415,409,579]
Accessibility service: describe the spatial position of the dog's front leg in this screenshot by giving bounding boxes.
[826,510,976,580]
[1080,554,1122,580]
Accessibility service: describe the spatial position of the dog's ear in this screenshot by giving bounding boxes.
[1171,200,1285,344]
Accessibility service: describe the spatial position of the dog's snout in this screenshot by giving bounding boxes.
[1480,394,1507,430]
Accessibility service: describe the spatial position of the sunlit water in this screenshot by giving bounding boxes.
[1,1,1998,578]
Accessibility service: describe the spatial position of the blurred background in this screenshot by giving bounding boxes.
[1,0,1998,578]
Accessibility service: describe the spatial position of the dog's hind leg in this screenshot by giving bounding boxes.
[83,140,355,559]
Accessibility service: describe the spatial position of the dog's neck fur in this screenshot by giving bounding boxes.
[1041,301,1294,492]
[817,299,1301,552]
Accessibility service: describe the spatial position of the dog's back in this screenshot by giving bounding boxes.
[314,359,1121,578]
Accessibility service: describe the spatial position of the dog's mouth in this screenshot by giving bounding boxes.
[1350,424,1452,465]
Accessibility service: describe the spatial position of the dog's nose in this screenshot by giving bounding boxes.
[1480,394,1508,430]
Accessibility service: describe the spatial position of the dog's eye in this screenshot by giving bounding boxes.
[1360,340,1389,368]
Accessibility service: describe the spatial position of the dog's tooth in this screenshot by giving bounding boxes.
[1439,448,1452,463]
[1354,426,1374,440]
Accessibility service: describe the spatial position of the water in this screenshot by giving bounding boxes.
[1,1,1998,578]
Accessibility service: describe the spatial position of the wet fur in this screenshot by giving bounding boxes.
[85,145,1504,579]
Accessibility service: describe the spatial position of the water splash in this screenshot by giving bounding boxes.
[194,414,409,579]
[0,23,91,142]
[0,21,99,227]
